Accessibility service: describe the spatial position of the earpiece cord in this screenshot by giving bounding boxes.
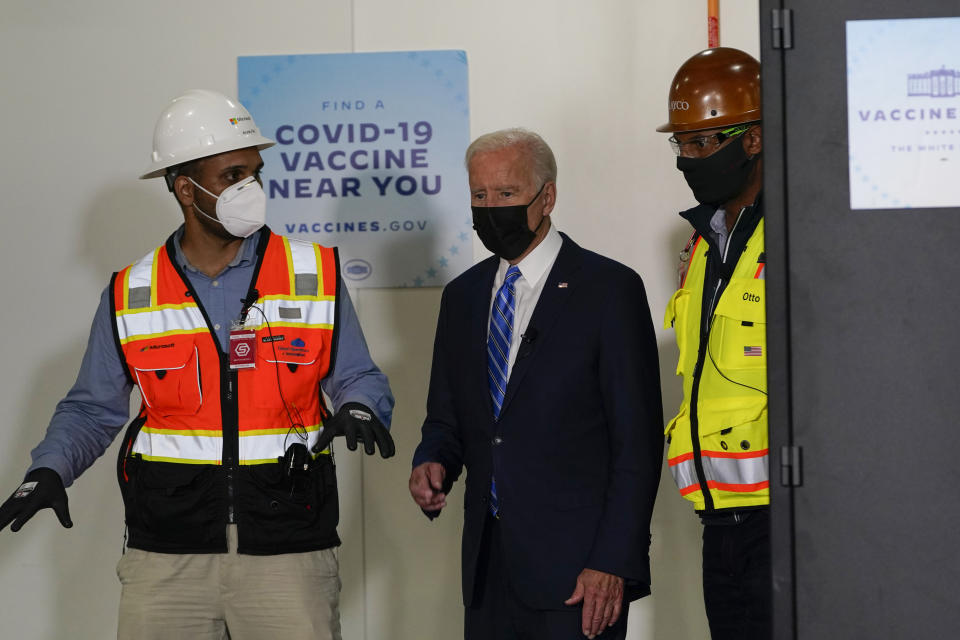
[247,304,308,450]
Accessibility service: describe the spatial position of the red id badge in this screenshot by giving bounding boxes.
[229,328,257,369]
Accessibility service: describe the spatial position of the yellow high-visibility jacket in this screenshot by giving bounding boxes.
[664,213,769,512]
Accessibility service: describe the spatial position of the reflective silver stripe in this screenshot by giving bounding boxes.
[288,239,319,275]
[116,305,207,342]
[128,249,154,289]
[295,274,319,296]
[128,287,152,309]
[670,457,699,492]
[252,298,335,327]
[288,239,321,296]
[132,427,327,464]
[702,452,769,486]
[238,428,325,463]
[671,452,768,493]
[132,431,222,463]
[126,249,155,309]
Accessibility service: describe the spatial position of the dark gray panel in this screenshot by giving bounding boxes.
[765,1,960,638]
[759,4,798,639]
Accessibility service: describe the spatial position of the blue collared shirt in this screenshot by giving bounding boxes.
[29,227,394,486]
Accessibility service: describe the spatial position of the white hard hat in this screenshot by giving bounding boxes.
[140,89,275,180]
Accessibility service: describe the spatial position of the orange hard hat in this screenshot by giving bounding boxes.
[656,47,761,133]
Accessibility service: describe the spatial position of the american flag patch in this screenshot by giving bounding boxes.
[744,346,763,357]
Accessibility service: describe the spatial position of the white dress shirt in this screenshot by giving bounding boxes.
[488,223,563,381]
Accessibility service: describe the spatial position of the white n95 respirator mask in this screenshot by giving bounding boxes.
[189,175,267,238]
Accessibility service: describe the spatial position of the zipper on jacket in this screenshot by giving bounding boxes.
[162,231,272,533]
[705,209,744,324]
[163,234,270,530]
[689,348,714,511]
[690,208,746,512]
[223,365,239,523]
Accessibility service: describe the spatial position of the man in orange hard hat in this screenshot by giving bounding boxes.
[657,48,770,639]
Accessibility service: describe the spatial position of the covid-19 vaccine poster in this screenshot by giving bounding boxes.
[239,51,472,287]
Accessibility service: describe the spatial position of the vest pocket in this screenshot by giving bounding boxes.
[240,456,336,528]
[698,397,766,437]
[252,332,324,410]
[236,456,340,552]
[664,288,693,376]
[126,339,202,417]
[121,457,222,542]
[710,278,766,373]
[697,399,769,490]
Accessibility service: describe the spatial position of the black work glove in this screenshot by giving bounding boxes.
[0,468,72,533]
[312,402,395,458]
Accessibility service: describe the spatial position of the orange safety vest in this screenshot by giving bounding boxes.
[112,229,342,554]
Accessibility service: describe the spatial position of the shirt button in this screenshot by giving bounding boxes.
[214,323,221,331]
[492,436,503,445]
[212,280,220,287]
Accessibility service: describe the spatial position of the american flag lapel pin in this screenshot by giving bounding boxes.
[558,282,568,288]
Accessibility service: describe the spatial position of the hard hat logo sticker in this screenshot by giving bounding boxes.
[656,49,761,134]
[140,90,274,180]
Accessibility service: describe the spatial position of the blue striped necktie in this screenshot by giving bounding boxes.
[487,265,521,516]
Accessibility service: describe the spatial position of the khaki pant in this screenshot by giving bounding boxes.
[117,526,341,640]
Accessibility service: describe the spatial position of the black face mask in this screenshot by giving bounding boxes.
[471,184,546,261]
[676,137,758,207]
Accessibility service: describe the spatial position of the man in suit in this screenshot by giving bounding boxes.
[409,128,663,640]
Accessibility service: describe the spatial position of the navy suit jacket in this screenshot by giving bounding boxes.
[413,233,663,609]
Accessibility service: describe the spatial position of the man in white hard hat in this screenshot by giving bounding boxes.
[0,89,395,639]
